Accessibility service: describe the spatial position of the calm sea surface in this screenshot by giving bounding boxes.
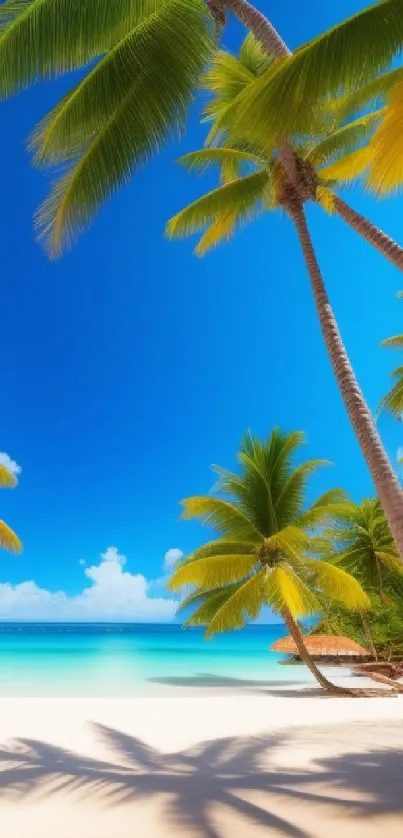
[0,623,314,696]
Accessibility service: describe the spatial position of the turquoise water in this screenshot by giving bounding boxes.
[0,623,313,696]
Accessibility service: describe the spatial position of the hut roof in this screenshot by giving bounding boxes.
[271,634,370,657]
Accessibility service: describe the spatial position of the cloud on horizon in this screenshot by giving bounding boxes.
[0,546,179,622]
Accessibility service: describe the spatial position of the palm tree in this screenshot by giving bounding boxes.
[0,0,298,256]
[314,498,403,659]
[168,428,370,694]
[232,0,403,268]
[3,0,403,266]
[166,36,403,563]
[379,299,403,417]
[0,464,22,553]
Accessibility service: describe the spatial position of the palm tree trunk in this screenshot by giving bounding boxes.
[289,200,403,562]
[334,195,403,273]
[361,613,377,660]
[221,0,290,57]
[282,609,341,691]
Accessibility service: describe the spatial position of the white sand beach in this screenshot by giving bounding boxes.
[1,674,403,838]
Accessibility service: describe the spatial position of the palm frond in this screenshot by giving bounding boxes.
[0,465,17,488]
[186,540,256,562]
[32,0,213,256]
[166,171,269,242]
[180,496,262,541]
[375,550,403,574]
[205,569,266,637]
[315,186,336,214]
[266,564,320,617]
[319,146,373,184]
[177,148,262,182]
[381,334,403,349]
[379,366,403,417]
[274,459,328,528]
[183,583,244,626]
[0,0,170,98]
[307,110,382,167]
[195,212,238,255]
[333,65,403,122]
[238,32,274,77]
[235,0,403,144]
[0,520,22,553]
[367,79,403,194]
[305,558,370,611]
[167,552,256,591]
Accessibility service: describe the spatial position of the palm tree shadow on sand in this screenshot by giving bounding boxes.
[0,723,402,837]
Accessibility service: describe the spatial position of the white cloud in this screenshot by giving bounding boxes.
[0,546,178,622]
[0,452,21,477]
[164,548,184,570]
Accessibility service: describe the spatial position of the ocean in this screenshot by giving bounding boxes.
[0,622,315,696]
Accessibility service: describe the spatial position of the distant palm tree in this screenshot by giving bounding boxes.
[166,36,403,564]
[380,300,403,418]
[318,497,402,660]
[0,464,22,553]
[168,428,370,694]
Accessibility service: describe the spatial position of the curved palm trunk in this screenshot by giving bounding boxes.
[282,609,343,692]
[334,195,403,273]
[290,200,403,561]
[223,0,290,57]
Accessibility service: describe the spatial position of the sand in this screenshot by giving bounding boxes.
[1,675,403,837]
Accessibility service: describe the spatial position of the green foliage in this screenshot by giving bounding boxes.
[234,0,403,144]
[168,428,367,637]
[380,307,403,417]
[316,591,403,661]
[0,0,213,256]
[314,498,403,659]
[167,33,385,255]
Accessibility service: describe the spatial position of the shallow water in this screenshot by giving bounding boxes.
[0,623,315,696]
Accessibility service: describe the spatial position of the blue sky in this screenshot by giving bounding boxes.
[0,0,402,620]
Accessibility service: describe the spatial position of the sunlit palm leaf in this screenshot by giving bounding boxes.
[334,65,403,123]
[315,186,336,215]
[305,558,370,610]
[0,465,17,488]
[205,569,266,637]
[367,80,403,194]
[379,366,403,417]
[166,171,269,241]
[238,32,273,76]
[319,146,373,185]
[266,564,320,617]
[167,553,256,591]
[381,334,403,349]
[187,540,256,562]
[0,520,22,553]
[235,0,403,144]
[375,550,403,574]
[177,148,262,179]
[195,212,238,255]
[183,583,244,626]
[308,110,383,167]
[180,496,262,541]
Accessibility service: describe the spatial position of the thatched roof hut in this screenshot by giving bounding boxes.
[271,634,370,663]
